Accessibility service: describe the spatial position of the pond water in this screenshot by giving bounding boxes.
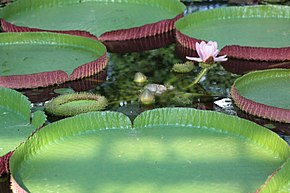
[1,1,290,192]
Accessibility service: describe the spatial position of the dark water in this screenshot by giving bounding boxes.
[1,1,290,192]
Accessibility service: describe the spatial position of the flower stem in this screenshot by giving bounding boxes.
[186,67,209,88]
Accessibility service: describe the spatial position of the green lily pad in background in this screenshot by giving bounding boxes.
[175,5,290,61]
[0,32,107,89]
[0,87,46,176]
[231,69,290,123]
[0,0,186,41]
[10,108,289,193]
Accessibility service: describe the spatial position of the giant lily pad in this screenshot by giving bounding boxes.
[231,69,290,123]
[10,108,290,192]
[0,32,107,89]
[0,0,185,41]
[0,87,46,176]
[175,5,290,61]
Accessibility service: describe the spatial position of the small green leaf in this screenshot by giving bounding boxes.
[0,87,46,157]
[31,110,47,129]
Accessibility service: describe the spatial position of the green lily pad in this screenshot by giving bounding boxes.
[0,32,107,89]
[0,0,185,41]
[0,87,46,175]
[257,158,290,193]
[231,69,290,123]
[175,5,290,61]
[10,108,290,193]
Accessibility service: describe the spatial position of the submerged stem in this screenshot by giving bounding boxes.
[186,67,209,88]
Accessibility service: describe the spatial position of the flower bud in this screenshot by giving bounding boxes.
[139,89,155,105]
[134,72,147,84]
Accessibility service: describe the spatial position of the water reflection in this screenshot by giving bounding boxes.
[20,71,107,103]
[236,107,290,136]
[103,31,175,53]
[222,59,290,75]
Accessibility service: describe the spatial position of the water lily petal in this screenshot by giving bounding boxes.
[215,55,228,62]
[198,41,207,58]
[212,49,219,57]
[190,40,226,64]
[186,56,203,63]
[208,41,219,56]
[199,41,207,47]
[218,55,227,58]
[195,42,204,61]
[208,41,218,50]
[204,44,215,59]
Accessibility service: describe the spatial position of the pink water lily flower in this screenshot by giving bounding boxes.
[186,41,227,64]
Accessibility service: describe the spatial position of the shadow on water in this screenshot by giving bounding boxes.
[19,71,107,103]
[0,174,10,193]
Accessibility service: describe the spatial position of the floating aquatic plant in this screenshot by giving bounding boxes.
[139,89,155,105]
[186,41,227,86]
[0,87,46,176]
[172,61,194,73]
[139,84,175,105]
[0,0,186,41]
[146,84,175,95]
[175,5,290,61]
[231,69,290,123]
[170,92,194,106]
[134,72,147,84]
[0,32,108,89]
[9,108,290,192]
[44,92,108,117]
[144,84,169,95]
